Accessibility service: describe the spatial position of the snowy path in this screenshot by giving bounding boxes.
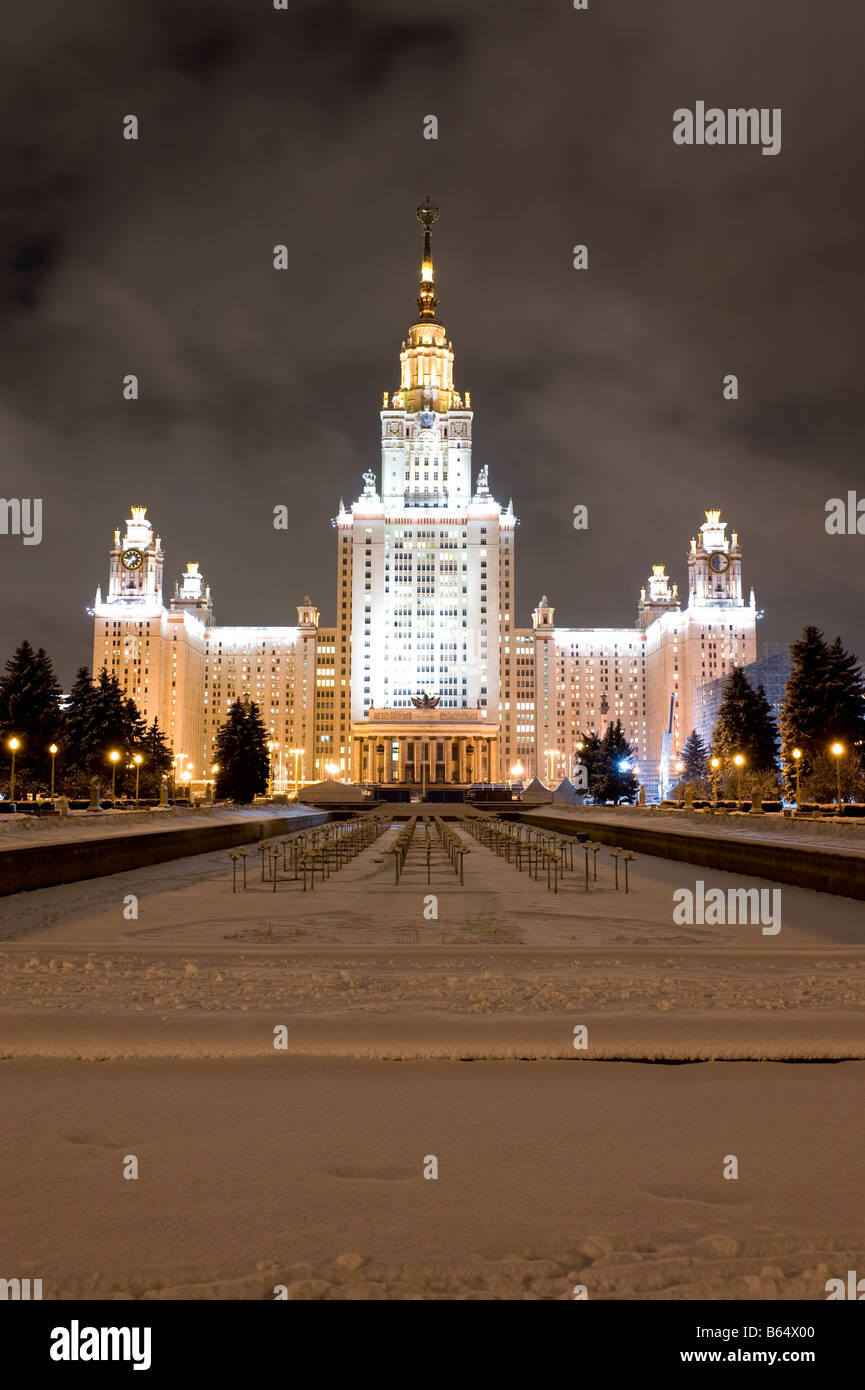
[0,821,862,1059]
[1,1057,862,1300]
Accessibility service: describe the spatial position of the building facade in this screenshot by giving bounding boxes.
[91,204,758,799]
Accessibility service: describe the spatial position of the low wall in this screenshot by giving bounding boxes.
[0,812,328,897]
[519,811,865,900]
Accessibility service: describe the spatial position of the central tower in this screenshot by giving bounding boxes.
[337,203,516,786]
[380,199,473,511]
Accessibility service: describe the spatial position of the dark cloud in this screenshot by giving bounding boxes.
[1,0,864,684]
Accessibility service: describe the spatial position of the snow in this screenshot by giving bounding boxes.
[1,1058,863,1299]
[1,813,864,1297]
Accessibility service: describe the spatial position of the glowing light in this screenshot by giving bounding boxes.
[8,737,20,751]
[831,742,844,757]
[792,748,801,761]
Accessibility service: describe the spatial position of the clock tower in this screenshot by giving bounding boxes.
[103,506,164,607]
[687,509,743,608]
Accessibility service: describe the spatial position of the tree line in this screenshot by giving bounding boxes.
[0,642,173,799]
[678,625,865,802]
[1,623,862,805]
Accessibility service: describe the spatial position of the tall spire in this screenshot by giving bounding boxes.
[416,197,439,320]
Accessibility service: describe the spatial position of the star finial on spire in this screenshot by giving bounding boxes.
[416,198,439,320]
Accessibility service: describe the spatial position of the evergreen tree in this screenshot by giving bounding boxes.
[825,636,865,762]
[213,699,269,803]
[62,667,96,793]
[138,718,173,797]
[682,729,709,782]
[577,730,603,795]
[591,720,638,804]
[0,641,65,794]
[711,665,778,774]
[779,626,831,779]
[780,627,865,790]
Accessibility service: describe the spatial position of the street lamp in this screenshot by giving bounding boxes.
[48,743,58,799]
[510,761,524,785]
[267,740,278,796]
[108,749,121,804]
[132,752,143,807]
[710,756,720,805]
[791,747,801,808]
[172,753,188,799]
[676,760,685,804]
[289,748,304,797]
[7,736,20,806]
[325,761,339,778]
[830,742,844,814]
[733,753,745,807]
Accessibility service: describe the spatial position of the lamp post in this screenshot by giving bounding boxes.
[325,761,339,779]
[108,749,121,804]
[831,742,844,815]
[510,761,524,787]
[132,753,143,807]
[7,736,20,806]
[290,748,303,797]
[49,743,58,799]
[791,747,801,809]
[267,741,278,796]
[172,753,188,800]
[710,756,720,805]
[733,753,745,807]
[676,761,685,804]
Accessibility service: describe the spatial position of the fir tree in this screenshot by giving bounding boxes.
[213,699,269,803]
[591,720,638,804]
[711,666,778,774]
[779,626,830,779]
[138,718,173,797]
[779,627,865,789]
[825,636,865,761]
[577,730,603,795]
[681,729,709,782]
[0,641,65,794]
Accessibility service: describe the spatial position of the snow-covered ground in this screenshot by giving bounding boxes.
[2,1058,863,1300]
[525,803,865,854]
[1,818,863,1298]
[0,802,322,847]
[0,821,863,1058]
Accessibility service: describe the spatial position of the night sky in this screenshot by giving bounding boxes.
[2,0,864,687]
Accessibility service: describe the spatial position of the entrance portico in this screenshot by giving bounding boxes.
[352,707,499,785]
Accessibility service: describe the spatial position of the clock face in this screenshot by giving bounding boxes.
[708,551,730,574]
[418,410,436,429]
[121,548,144,571]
